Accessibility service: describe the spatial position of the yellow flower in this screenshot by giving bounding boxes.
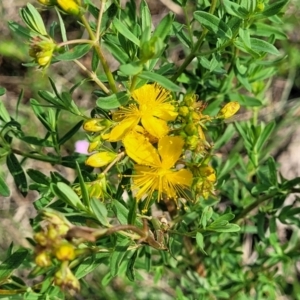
[108,84,178,142]
[123,131,193,212]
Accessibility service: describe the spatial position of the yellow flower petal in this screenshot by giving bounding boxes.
[158,136,184,170]
[141,116,169,139]
[85,152,116,167]
[123,132,161,166]
[152,103,178,121]
[108,116,139,142]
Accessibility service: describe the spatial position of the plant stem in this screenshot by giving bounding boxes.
[80,15,118,93]
[58,39,94,47]
[171,0,218,81]
[95,0,106,42]
[12,148,60,164]
[73,59,110,94]
[233,192,278,223]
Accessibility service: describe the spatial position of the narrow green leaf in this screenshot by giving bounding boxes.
[113,18,140,46]
[250,38,280,55]
[20,4,47,35]
[58,120,84,146]
[27,169,50,185]
[75,161,90,208]
[153,13,174,41]
[74,253,109,279]
[90,197,109,226]
[222,0,249,18]
[8,21,35,39]
[262,0,289,17]
[0,175,10,197]
[255,121,276,152]
[110,238,130,277]
[193,11,232,39]
[103,40,129,64]
[91,48,99,72]
[139,71,181,91]
[96,91,130,110]
[6,153,28,197]
[112,199,129,225]
[126,250,138,281]
[140,0,152,41]
[196,232,207,255]
[55,44,92,61]
[51,182,85,210]
[0,100,11,122]
[0,248,29,283]
[119,62,143,76]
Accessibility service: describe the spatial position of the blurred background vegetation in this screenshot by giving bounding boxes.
[1,0,300,299]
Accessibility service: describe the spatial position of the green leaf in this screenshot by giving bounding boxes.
[90,197,109,226]
[91,48,99,72]
[255,121,275,152]
[139,71,181,91]
[228,93,262,107]
[119,62,143,76]
[0,248,29,283]
[222,0,249,18]
[20,3,47,35]
[0,87,6,96]
[58,120,84,145]
[193,11,232,39]
[0,175,10,197]
[110,238,130,277]
[250,23,287,40]
[74,252,109,279]
[153,13,174,41]
[103,39,129,64]
[96,91,130,110]
[140,0,152,41]
[55,44,92,61]
[262,0,289,17]
[6,153,28,197]
[75,161,90,208]
[113,18,140,46]
[196,232,207,255]
[51,182,85,210]
[112,199,129,225]
[8,21,36,39]
[250,38,280,55]
[126,249,138,281]
[101,3,118,34]
[0,100,11,122]
[27,169,50,185]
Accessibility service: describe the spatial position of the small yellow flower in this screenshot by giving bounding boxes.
[83,118,111,132]
[108,84,178,142]
[85,151,117,168]
[123,131,193,211]
[55,242,76,261]
[217,102,240,119]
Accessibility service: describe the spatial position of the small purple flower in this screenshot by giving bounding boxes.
[74,140,89,154]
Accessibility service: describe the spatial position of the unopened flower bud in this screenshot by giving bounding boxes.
[85,151,117,168]
[29,37,56,69]
[38,0,57,6]
[35,251,52,267]
[83,118,111,132]
[54,264,80,293]
[178,106,190,117]
[34,232,48,246]
[56,0,82,16]
[217,102,240,119]
[55,242,76,261]
[184,122,197,136]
